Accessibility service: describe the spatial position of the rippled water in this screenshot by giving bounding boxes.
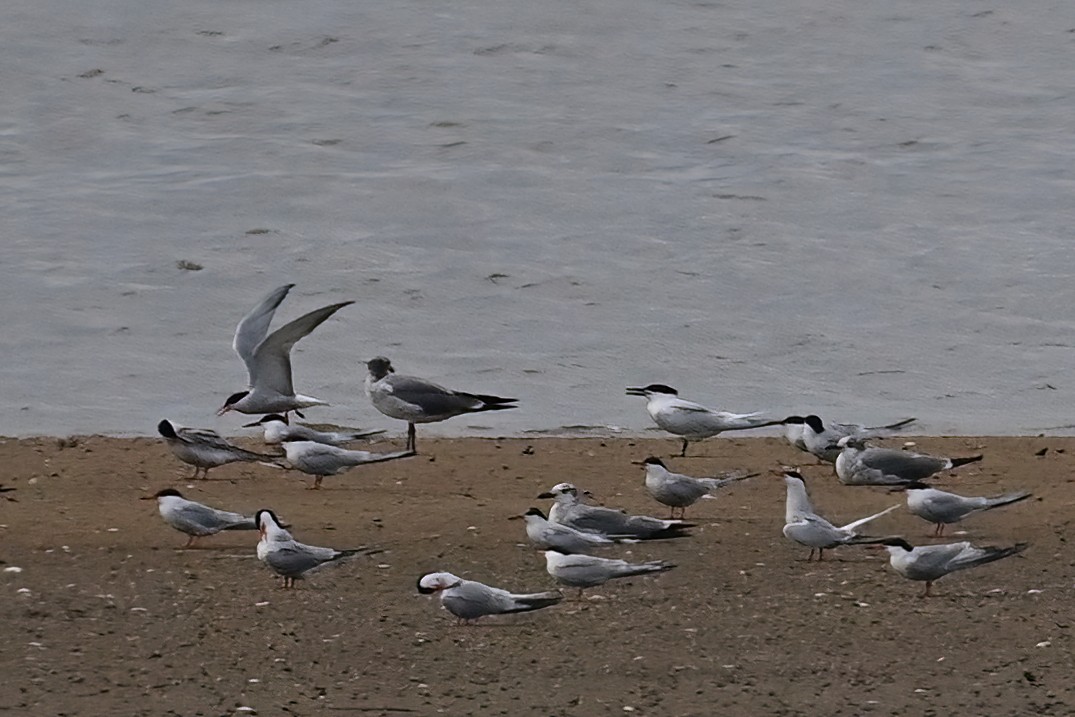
[2,0,1074,438]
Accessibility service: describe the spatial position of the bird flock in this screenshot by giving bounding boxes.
[147,284,1032,620]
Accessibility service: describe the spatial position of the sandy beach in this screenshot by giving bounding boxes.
[1,433,1070,715]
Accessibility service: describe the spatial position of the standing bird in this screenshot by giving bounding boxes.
[835,436,983,486]
[538,483,693,540]
[417,572,563,624]
[280,440,415,489]
[243,414,384,446]
[157,419,277,479]
[781,471,899,561]
[542,549,675,597]
[364,356,517,452]
[904,484,1032,537]
[520,507,626,553]
[636,456,756,519]
[625,384,780,456]
[880,537,1028,597]
[782,415,917,463]
[218,284,353,417]
[142,488,260,547]
[255,509,378,588]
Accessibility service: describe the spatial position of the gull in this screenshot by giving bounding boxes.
[781,471,899,560]
[538,482,693,540]
[521,507,631,553]
[903,483,1032,537]
[364,356,517,452]
[157,419,278,479]
[218,284,353,417]
[880,537,1028,597]
[835,436,983,486]
[142,488,260,547]
[243,413,385,446]
[543,549,675,596]
[417,572,563,624]
[255,509,378,588]
[636,456,756,519]
[280,440,415,489]
[625,384,780,456]
[782,415,917,463]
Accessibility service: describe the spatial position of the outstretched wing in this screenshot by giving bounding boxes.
[249,301,354,393]
[233,284,294,363]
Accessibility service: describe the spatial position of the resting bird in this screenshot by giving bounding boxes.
[835,436,983,486]
[142,488,260,547]
[637,456,756,519]
[243,414,384,446]
[543,549,675,596]
[417,572,563,624]
[880,537,1028,597]
[255,509,378,588]
[157,419,277,479]
[781,471,898,561]
[538,482,693,540]
[903,484,1032,536]
[364,356,517,452]
[521,507,628,553]
[281,440,415,489]
[626,384,780,456]
[782,414,917,463]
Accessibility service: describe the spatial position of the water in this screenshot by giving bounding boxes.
[2,0,1074,438]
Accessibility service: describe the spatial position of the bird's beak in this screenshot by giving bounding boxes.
[536,492,555,499]
[630,460,645,466]
[625,387,646,396]
[138,495,155,501]
[216,405,232,417]
[242,420,261,428]
[507,514,523,521]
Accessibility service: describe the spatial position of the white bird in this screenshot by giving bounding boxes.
[255,509,378,588]
[217,284,353,417]
[880,537,1028,597]
[835,436,983,486]
[904,483,1032,536]
[521,507,628,552]
[781,471,899,561]
[364,356,517,452]
[243,413,384,446]
[142,488,269,547]
[537,483,693,540]
[626,384,780,456]
[157,419,277,479]
[637,456,756,519]
[280,440,415,489]
[417,572,563,624]
[543,549,675,596]
[782,415,917,463]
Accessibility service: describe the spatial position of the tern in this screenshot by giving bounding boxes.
[625,384,780,456]
[218,284,353,417]
[417,572,563,624]
[903,483,1032,536]
[157,419,278,479]
[243,414,385,446]
[781,471,899,560]
[538,482,693,540]
[521,507,631,553]
[880,537,1028,597]
[142,488,260,547]
[782,415,917,463]
[543,549,675,596]
[636,456,756,519]
[835,436,983,486]
[255,509,378,588]
[364,356,517,452]
[280,440,416,489]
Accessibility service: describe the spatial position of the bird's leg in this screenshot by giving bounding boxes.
[310,477,323,490]
[407,423,417,452]
[817,548,825,562]
[922,581,933,598]
[184,535,197,548]
[679,439,689,458]
[294,409,306,419]
[935,523,945,538]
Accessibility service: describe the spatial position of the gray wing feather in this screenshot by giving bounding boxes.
[233,284,294,361]
[249,301,354,394]
[861,449,947,481]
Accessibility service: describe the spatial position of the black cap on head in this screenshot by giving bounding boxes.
[524,507,547,519]
[782,415,806,424]
[366,356,394,379]
[153,488,183,498]
[642,456,666,467]
[643,384,678,395]
[880,537,914,551]
[157,420,177,438]
[784,470,805,480]
[254,509,281,529]
[803,415,826,433]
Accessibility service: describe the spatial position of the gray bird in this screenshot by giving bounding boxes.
[255,509,379,588]
[158,419,277,479]
[637,456,756,519]
[521,507,628,552]
[835,436,983,486]
[881,537,1028,597]
[364,356,517,452]
[904,483,1032,536]
[782,415,917,463]
[417,572,563,624]
[142,488,259,548]
[543,549,675,596]
[281,440,415,489]
[243,413,384,446]
[538,482,693,540]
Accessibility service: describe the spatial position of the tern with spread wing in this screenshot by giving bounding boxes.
[142,488,259,547]
[835,436,983,486]
[880,537,1028,596]
[417,572,563,623]
[157,419,277,479]
[904,484,1032,536]
[255,509,378,588]
[538,482,693,540]
[637,456,756,519]
[281,440,415,489]
[781,471,899,560]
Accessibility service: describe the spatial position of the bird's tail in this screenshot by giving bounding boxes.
[957,542,1029,572]
[867,417,917,432]
[345,429,387,441]
[621,560,676,578]
[508,591,564,613]
[468,393,519,411]
[336,546,385,561]
[983,491,1032,510]
[701,471,760,491]
[644,523,695,540]
[950,454,984,469]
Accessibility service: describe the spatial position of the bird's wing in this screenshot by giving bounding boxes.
[174,502,253,532]
[861,448,947,481]
[233,284,294,362]
[176,427,230,448]
[248,301,354,394]
[384,375,485,415]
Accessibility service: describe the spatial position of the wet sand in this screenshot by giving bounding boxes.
[1,434,1071,715]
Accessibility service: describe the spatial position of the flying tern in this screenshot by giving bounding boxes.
[880,537,1028,597]
[280,440,415,489]
[835,436,983,486]
[781,471,899,560]
[158,419,278,479]
[142,488,260,547]
[218,284,353,417]
[543,549,675,596]
[625,384,780,456]
[243,413,385,446]
[255,509,378,588]
[782,415,917,463]
[417,572,563,623]
[637,456,756,519]
[903,484,1032,536]
[521,507,631,553]
[538,482,693,540]
[364,356,517,452]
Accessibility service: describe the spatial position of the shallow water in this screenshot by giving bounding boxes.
[2,0,1074,438]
